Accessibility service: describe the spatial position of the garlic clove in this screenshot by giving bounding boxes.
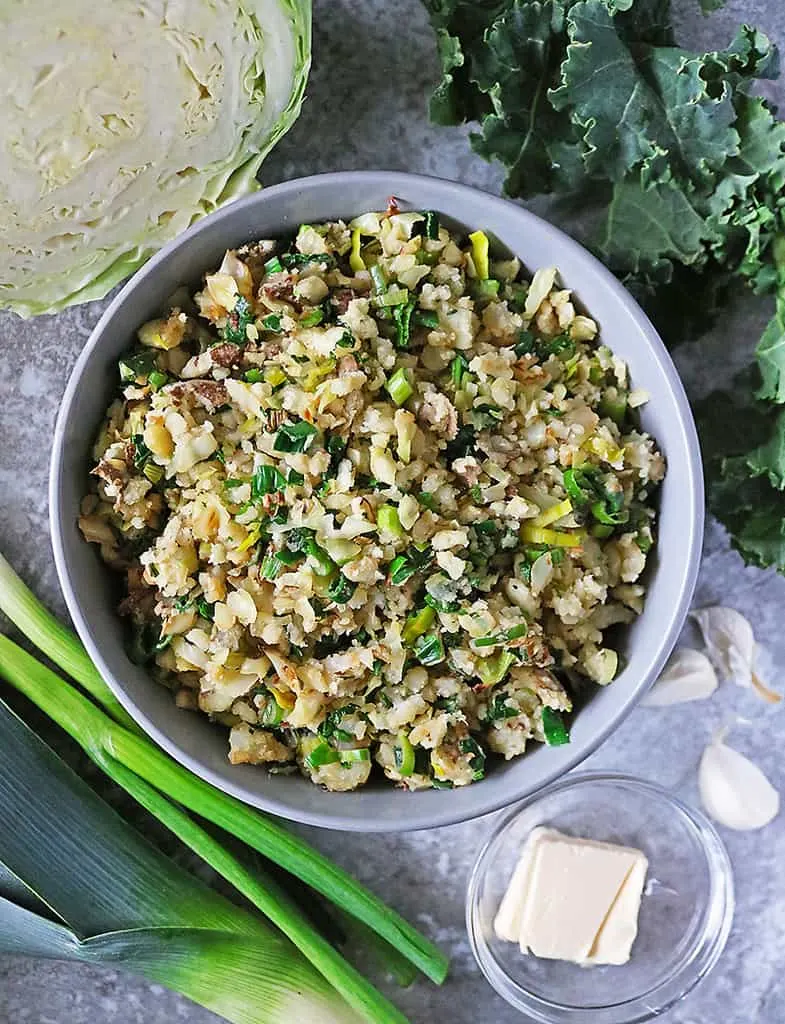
[691,606,780,703]
[699,732,780,831]
[642,647,718,707]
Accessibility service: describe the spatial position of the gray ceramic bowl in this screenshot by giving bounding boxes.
[50,171,703,832]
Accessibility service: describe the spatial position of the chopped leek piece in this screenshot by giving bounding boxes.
[381,286,410,307]
[340,747,371,764]
[393,733,416,777]
[264,256,283,275]
[413,633,445,666]
[349,228,366,272]
[274,419,318,453]
[142,462,164,485]
[532,498,573,528]
[599,391,628,425]
[305,539,336,578]
[393,299,416,349]
[300,307,324,327]
[244,368,264,383]
[304,739,341,770]
[385,367,414,405]
[377,504,404,537]
[541,707,570,746]
[327,574,357,605]
[423,210,439,239]
[459,737,486,781]
[260,554,285,581]
[451,354,469,387]
[520,525,585,548]
[590,501,629,526]
[369,264,387,294]
[262,313,283,333]
[251,464,286,498]
[475,650,516,687]
[148,369,168,391]
[401,606,436,646]
[414,310,439,328]
[468,230,490,280]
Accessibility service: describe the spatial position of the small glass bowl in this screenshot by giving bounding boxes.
[466,772,734,1024]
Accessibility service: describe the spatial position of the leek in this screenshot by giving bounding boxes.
[0,698,358,1024]
[0,555,449,989]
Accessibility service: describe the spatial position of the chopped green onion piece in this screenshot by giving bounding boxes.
[485,690,519,723]
[349,228,365,272]
[340,747,371,764]
[369,264,387,294]
[327,574,357,604]
[474,278,500,299]
[130,434,153,472]
[599,392,628,426]
[506,623,528,641]
[389,555,416,586]
[300,307,324,327]
[476,650,516,687]
[590,501,629,526]
[459,737,486,781]
[288,469,305,486]
[393,733,416,777]
[259,692,286,727]
[142,462,164,485]
[414,310,439,328]
[413,633,445,666]
[377,504,404,537]
[401,606,436,646]
[468,230,490,279]
[431,777,454,790]
[148,370,168,391]
[393,299,416,349]
[274,420,318,453]
[515,330,537,357]
[303,539,336,578]
[423,210,440,239]
[385,367,414,405]
[591,522,615,539]
[251,464,287,498]
[417,493,436,512]
[304,740,341,770]
[259,554,284,581]
[275,548,302,566]
[381,286,410,307]
[473,635,499,648]
[541,707,570,746]
[423,594,459,613]
[264,255,283,275]
[244,369,264,383]
[119,350,156,383]
[451,354,469,387]
[337,330,355,348]
[261,313,283,333]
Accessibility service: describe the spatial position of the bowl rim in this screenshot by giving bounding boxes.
[49,170,704,832]
[464,771,735,1023]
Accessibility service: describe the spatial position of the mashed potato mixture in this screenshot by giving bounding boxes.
[79,207,664,792]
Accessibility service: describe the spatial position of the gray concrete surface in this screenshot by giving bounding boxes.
[2,0,785,1021]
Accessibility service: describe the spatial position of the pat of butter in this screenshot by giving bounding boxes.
[494,827,647,967]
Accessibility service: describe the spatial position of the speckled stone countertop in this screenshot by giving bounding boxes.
[2,1,785,1021]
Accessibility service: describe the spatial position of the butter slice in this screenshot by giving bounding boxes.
[493,827,549,942]
[515,829,647,965]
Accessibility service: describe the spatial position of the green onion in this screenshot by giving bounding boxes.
[599,391,628,426]
[401,606,436,646]
[413,633,445,667]
[514,329,537,357]
[473,278,500,300]
[118,350,156,383]
[485,690,519,723]
[195,598,214,621]
[423,594,459,613]
[417,491,437,510]
[274,419,318,453]
[385,367,414,405]
[563,467,592,505]
[590,501,629,526]
[262,313,283,332]
[258,691,286,727]
[423,211,440,239]
[475,650,516,687]
[0,558,449,993]
[468,230,490,279]
[393,299,416,349]
[300,307,324,327]
[590,522,615,539]
[369,264,387,294]
[259,554,285,581]
[281,252,335,270]
[288,469,305,486]
[459,737,486,781]
[506,623,528,641]
[264,256,283,274]
[222,296,253,345]
[337,330,355,348]
[381,286,410,307]
[148,369,168,391]
[327,574,357,604]
[450,354,469,387]
[414,310,439,328]
[142,462,164,485]
[305,739,341,770]
[393,734,416,777]
[541,707,571,746]
[377,504,404,537]
[340,748,371,764]
[251,463,287,498]
[389,555,416,586]
[305,538,337,577]
[244,368,265,383]
[130,434,153,472]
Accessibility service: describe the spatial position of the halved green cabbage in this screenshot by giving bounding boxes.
[1,0,311,317]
